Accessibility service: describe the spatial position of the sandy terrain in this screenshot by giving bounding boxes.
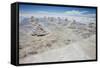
[19,35,96,63]
[19,15,96,64]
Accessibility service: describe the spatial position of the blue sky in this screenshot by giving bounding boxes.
[19,4,96,16]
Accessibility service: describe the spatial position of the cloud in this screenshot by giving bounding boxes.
[64,10,96,17]
[37,10,89,15]
[64,10,88,15]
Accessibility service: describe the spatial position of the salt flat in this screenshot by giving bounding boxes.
[19,35,96,63]
[19,15,96,64]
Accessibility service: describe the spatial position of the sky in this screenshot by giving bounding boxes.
[19,4,96,17]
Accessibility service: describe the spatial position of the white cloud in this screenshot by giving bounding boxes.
[64,10,88,15]
[64,10,96,17]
